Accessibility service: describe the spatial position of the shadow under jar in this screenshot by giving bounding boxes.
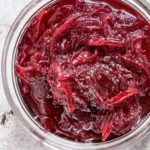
[2,0,150,149]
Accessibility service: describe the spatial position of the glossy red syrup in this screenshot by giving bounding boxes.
[15,0,150,142]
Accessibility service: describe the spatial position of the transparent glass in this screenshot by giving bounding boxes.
[1,0,150,149]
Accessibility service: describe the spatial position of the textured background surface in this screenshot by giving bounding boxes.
[0,0,150,149]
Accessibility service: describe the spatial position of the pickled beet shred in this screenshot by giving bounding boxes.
[16,0,150,142]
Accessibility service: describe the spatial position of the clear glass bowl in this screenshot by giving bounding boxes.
[1,0,150,149]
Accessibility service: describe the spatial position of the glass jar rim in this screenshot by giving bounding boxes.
[1,0,150,149]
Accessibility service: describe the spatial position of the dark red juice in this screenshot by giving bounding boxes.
[15,0,150,142]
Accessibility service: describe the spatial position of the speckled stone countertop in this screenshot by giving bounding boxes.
[0,0,150,150]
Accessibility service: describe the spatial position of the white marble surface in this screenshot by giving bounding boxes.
[0,0,150,150]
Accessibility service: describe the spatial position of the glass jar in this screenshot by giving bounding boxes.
[1,0,150,149]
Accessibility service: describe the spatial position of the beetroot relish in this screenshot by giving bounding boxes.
[15,0,150,142]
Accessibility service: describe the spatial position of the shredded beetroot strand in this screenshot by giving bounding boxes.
[88,40,124,47]
[101,113,113,142]
[59,80,75,113]
[112,86,140,104]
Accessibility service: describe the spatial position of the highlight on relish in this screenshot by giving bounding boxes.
[15,0,150,142]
